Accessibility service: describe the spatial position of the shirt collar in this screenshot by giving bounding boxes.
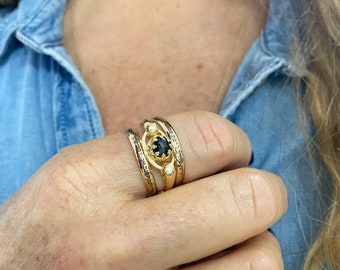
[0,0,301,69]
[0,0,66,56]
[261,0,303,70]
[0,0,299,57]
[219,0,303,118]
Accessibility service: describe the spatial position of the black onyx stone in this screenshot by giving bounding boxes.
[152,136,171,158]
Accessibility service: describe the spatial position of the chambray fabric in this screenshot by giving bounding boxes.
[0,0,330,268]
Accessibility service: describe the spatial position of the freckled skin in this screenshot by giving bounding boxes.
[63,0,267,134]
[197,63,204,70]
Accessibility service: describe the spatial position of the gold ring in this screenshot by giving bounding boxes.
[126,117,185,196]
[153,117,185,187]
[126,128,158,196]
[140,117,185,191]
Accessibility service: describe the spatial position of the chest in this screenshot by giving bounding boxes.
[63,1,267,133]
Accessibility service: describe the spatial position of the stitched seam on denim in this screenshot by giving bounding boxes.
[81,87,97,139]
[51,60,60,152]
[223,59,285,117]
[59,78,69,147]
[244,59,284,90]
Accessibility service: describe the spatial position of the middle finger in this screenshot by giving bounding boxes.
[119,168,287,269]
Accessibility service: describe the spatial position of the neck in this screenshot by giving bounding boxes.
[63,0,268,133]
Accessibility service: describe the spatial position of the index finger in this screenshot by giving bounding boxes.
[118,110,252,196]
[56,110,252,198]
[167,110,252,182]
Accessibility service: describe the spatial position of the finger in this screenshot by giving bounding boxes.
[180,231,283,270]
[165,110,252,180]
[116,168,287,269]
[57,110,252,197]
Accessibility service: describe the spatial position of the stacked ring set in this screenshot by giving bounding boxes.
[126,117,185,196]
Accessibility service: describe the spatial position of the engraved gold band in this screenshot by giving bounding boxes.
[126,128,158,196]
[126,117,185,195]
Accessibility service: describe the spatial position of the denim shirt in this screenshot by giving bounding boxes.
[0,0,329,269]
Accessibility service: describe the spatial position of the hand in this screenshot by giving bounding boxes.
[0,111,287,269]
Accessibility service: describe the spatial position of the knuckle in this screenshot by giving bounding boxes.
[228,169,286,225]
[187,110,252,167]
[252,169,287,224]
[249,250,282,270]
[190,111,234,162]
[55,144,90,169]
[57,142,96,162]
[55,136,125,174]
[247,169,282,224]
[44,145,102,198]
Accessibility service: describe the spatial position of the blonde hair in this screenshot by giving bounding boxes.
[295,1,340,269]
